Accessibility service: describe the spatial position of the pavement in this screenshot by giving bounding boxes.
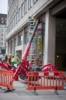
[0,78,66,100]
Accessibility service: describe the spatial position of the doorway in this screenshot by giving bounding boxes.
[55,9,66,70]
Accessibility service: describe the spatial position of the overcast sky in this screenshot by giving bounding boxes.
[0,0,8,14]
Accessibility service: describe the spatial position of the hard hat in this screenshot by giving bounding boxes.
[9,54,12,56]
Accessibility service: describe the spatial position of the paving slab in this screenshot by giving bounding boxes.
[0,79,66,100]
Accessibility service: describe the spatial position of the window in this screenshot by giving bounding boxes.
[18,8,20,21]
[28,0,31,9]
[11,20,12,29]
[21,3,24,17]
[18,35,22,45]
[12,19,13,28]
[24,32,28,44]
[14,15,16,25]
[24,0,27,14]
[11,19,13,28]
[14,16,15,26]
[14,38,17,47]
[14,38,17,54]
[15,14,17,24]
[16,13,17,24]
[33,0,38,4]
[10,21,11,30]
[12,18,14,27]
[1,18,4,24]
[16,11,18,23]
[20,7,21,19]
[10,21,12,30]
[10,22,11,30]
[15,13,17,24]
[21,35,23,45]
[28,0,33,9]
[0,48,1,53]
[5,18,7,24]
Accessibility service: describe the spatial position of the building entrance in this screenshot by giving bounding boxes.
[55,9,66,70]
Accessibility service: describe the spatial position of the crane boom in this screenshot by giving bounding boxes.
[13,19,40,79]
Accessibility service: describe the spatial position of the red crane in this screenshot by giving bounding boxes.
[0,18,40,80]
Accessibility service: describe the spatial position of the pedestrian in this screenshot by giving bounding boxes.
[7,57,12,69]
[8,54,12,64]
[11,56,16,66]
[15,54,20,64]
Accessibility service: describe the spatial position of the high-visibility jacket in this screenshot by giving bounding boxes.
[15,57,20,63]
[11,58,15,62]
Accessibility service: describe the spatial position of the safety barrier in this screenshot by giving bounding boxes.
[26,72,64,91]
[0,70,14,91]
[64,75,66,86]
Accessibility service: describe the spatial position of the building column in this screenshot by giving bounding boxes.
[16,34,19,46]
[22,30,25,54]
[43,10,56,65]
[12,38,14,56]
[6,42,8,55]
[8,41,11,54]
